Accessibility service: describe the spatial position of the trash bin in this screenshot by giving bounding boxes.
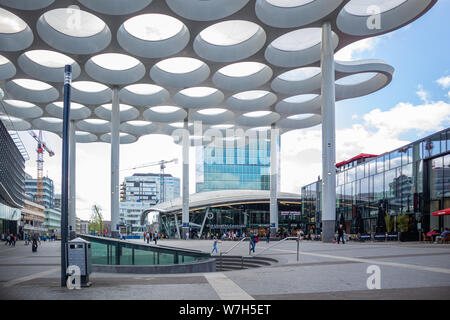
[67,237,92,287]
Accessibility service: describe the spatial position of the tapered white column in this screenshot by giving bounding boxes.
[181,118,190,239]
[270,124,279,234]
[69,120,76,239]
[320,21,336,242]
[110,86,120,237]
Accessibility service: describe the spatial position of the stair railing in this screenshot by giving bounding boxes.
[253,236,301,262]
[218,237,247,270]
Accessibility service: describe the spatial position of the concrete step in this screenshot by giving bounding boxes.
[213,255,278,271]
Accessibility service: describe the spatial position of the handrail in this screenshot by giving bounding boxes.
[253,237,299,257]
[218,237,248,270]
[222,237,248,255]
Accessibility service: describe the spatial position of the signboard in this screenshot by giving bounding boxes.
[207,224,246,229]
[280,211,301,216]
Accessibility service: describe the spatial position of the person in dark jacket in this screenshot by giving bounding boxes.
[336,224,345,244]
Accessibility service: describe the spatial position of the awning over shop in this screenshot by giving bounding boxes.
[433,208,450,216]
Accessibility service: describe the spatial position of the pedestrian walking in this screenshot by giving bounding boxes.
[211,236,220,254]
[250,231,257,254]
[336,224,345,244]
[143,232,146,242]
[154,231,158,245]
[32,233,38,252]
[146,232,150,244]
[266,228,271,243]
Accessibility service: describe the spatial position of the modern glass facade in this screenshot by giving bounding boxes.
[0,120,25,236]
[160,200,301,239]
[24,174,55,209]
[120,173,180,232]
[196,138,280,192]
[301,128,450,238]
[44,207,61,234]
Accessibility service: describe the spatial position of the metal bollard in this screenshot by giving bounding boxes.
[297,239,299,262]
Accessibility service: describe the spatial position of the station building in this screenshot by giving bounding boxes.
[143,190,301,238]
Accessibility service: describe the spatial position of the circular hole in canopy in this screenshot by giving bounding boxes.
[278,67,321,81]
[233,90,270,100]
[199,20,260,46]
[287,113,315,120]
[123,14,184,41]
[91,53,140,71]
[43,8,106,38]
[124,84,164,95]
[151,106,181,113]
[243,111,272,117]
[219,62,267,78]
[12,79,52,91]
[284,94,318,103]
[155,57,204,74]
[266,0,315,6]
[197,108,227,115]
[0,8,27,34]
[179,87,218,98]
[24,50,74,68]
[272,28,322,51]
[344,0,408,16]
[72,81,109,93]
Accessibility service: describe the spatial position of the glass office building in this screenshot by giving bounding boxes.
[24,174,55,209]
[301,128,450,237]
[0,120,25,236]
[196,138,280,192]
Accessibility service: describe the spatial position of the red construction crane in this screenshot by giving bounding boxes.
[28,130,55,205]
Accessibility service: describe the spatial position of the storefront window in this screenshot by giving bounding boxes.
[447,130,450,153]
[384,169,396,199]
[430,157,444,200]
[376,155,385,174]
[424,134,441,158]
[367,159,374,176]
[374,173,384,200]
[347,167,356,183]
[390,149,402,169]
[356,163,365,180]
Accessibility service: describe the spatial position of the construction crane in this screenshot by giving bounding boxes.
[28,130,55,205]
[121,158,178,203]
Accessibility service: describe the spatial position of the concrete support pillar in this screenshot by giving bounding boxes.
[320,21,336,242]
[69,120,76,239]
[181,118,190,239]
[270,124,279,234]
[110,87,120,238]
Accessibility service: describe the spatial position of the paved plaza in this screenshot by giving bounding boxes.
[0,239,449,300]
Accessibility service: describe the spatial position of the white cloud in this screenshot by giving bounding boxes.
[437,76,450,89]
[335,38,380,61]
[415,84,430,103]
[280,100,450,192]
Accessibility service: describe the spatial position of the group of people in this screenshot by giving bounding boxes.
[143,231,159,245]
[3,233,17,246]
[426,228,450,243]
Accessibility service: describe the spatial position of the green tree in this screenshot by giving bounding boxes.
[88,205,104,234]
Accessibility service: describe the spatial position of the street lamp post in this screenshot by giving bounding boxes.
[61,65,72,287]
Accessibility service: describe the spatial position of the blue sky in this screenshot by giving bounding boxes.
[336,0,450,138]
